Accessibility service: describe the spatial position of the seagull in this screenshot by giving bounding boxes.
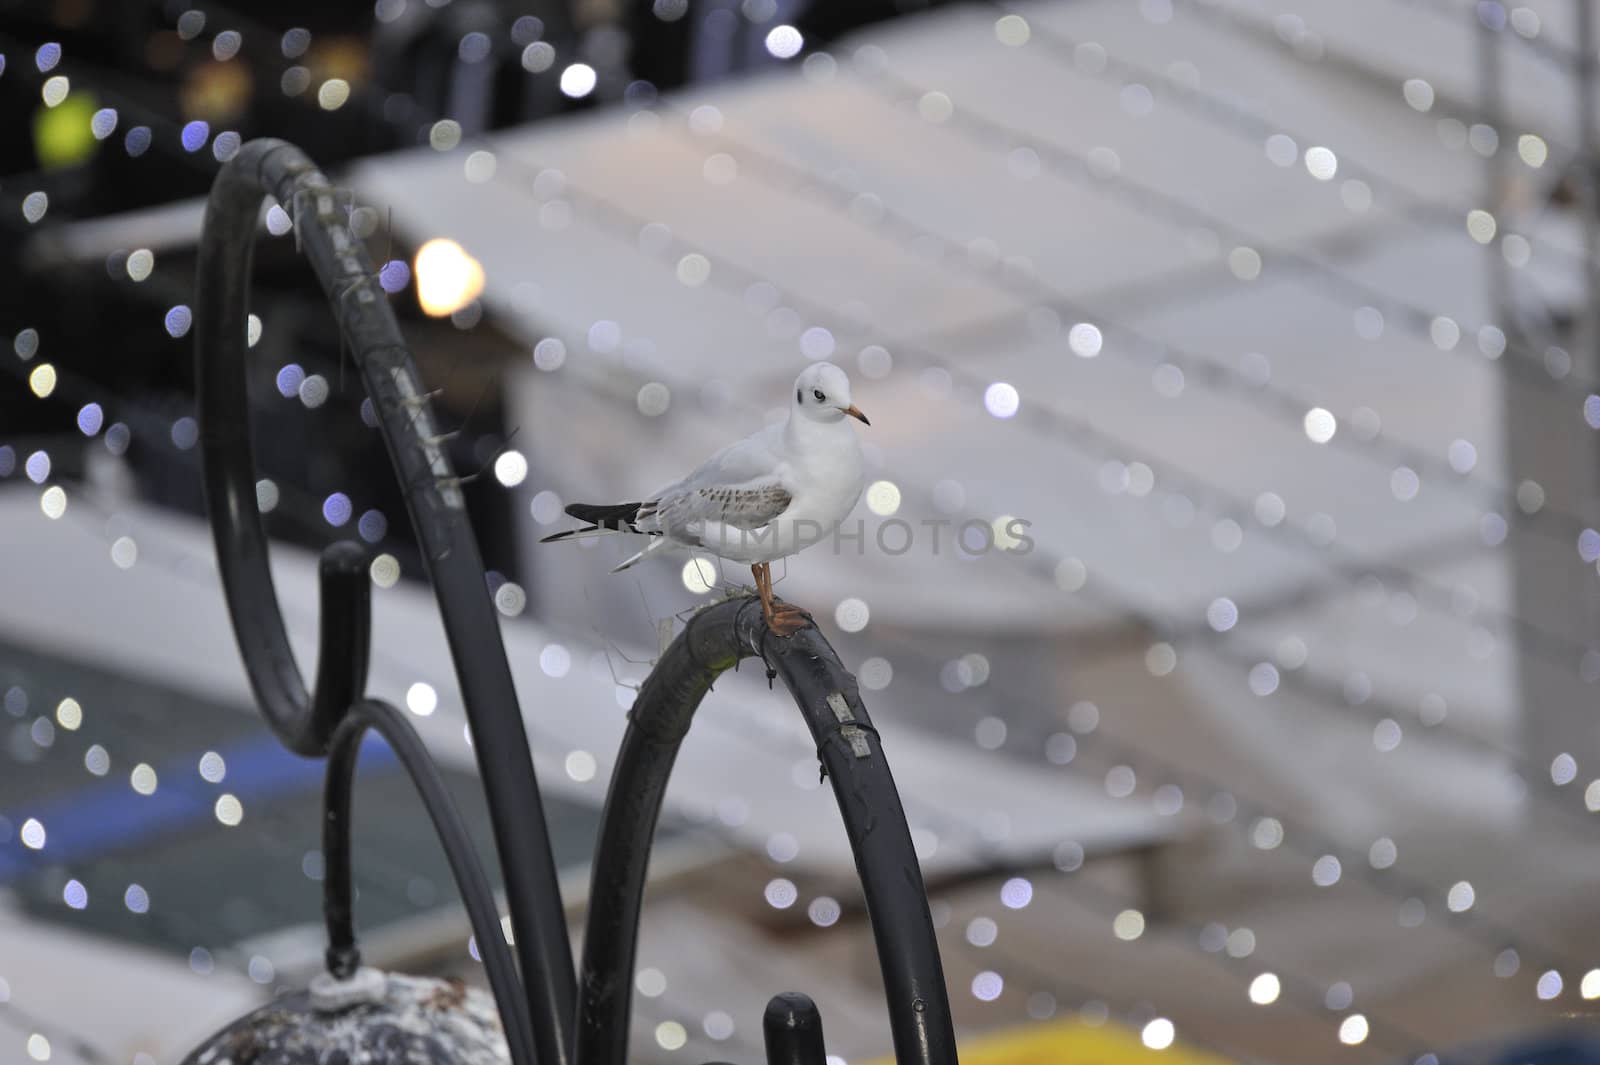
[541,362,869,635]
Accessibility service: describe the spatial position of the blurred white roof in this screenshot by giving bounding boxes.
[349,0,1568,763]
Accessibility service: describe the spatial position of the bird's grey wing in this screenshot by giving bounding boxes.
[652,477,793,535]
[639,424,791,535]
[680,422,787,487]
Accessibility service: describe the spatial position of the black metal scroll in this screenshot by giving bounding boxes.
[192,137,957,1065]
[194,138,572,1065]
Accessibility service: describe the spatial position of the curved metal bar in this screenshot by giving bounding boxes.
[195,138,575,1065]
[313,541,373,742]
[322,697,537,1065]
[576,596,957,1065]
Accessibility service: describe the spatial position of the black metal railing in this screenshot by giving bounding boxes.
[577,597,956,1065]
[189,137,957,1065]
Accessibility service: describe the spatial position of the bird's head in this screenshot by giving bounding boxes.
[791,362,869,426]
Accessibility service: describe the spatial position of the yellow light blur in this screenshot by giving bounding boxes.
[370,553,400,587]
[29,363,57,398]
[56,698,83,730]
[318,79,351,110]
[856,1016,1234,1065]
[866,479,901,516]
[215,793,244,826]
[1466,208,1497,244]
[682,558,716,594]
[33,90,99,168]
[413,238,485,317]
[130,762,158,795]
[1518,133,1548,168]
[1112,908,1145,940]
[41,75,70,107]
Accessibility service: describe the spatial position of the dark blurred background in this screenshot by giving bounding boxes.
[0,0,949,584]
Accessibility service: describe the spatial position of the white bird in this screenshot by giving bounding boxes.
[541,362,870,634]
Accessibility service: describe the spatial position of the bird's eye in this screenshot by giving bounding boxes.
[812,389,826,402]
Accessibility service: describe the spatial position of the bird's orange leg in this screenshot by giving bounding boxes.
[751,563,771,619]
[751,561,810,636]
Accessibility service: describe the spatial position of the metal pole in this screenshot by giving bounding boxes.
[1574,1,1599,367]
[574,596,957,1065]
[194,138,575,1065]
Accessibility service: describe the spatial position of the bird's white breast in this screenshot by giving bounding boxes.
[783,422,865,528]
[679,415,865,565]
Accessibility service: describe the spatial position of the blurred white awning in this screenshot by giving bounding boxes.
[347,0,1540,791]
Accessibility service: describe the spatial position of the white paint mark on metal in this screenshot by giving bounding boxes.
[826,692,871,757]
[826,691,853,722]
[391,366,464,508]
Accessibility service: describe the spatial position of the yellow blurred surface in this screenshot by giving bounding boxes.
[863,1020,1236,1065]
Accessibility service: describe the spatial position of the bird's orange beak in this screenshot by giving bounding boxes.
[845,405,870,426]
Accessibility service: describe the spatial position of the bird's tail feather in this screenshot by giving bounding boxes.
[610,536,671,573]
[538,525,618,544]
[539,501,645,544]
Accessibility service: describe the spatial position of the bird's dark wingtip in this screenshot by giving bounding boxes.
[565,501,644,525]
[540,525,597,544]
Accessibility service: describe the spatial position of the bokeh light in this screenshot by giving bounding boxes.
[407,682,438,716]
[1249,972,1280,1005]
[765,25,803,59]
[560,63,597,98]
[414,239,486,316]
[1141,1018,1174,1050]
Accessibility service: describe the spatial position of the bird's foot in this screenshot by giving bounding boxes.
[765,602,812,637]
